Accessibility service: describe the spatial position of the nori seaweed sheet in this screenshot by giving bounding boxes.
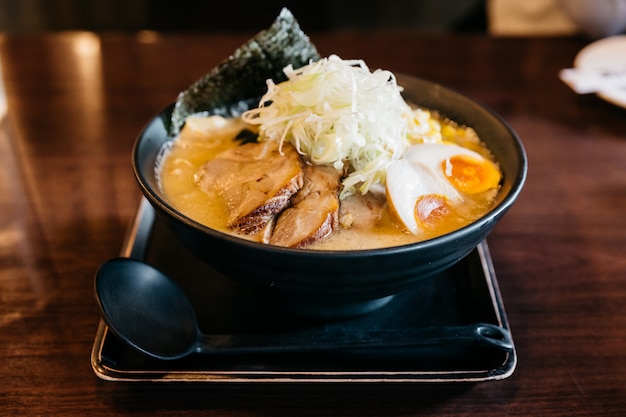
[169,8,321,136]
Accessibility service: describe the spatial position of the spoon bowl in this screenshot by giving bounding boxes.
[95,257,198,359]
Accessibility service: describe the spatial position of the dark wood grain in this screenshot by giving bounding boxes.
[1,31,625,416]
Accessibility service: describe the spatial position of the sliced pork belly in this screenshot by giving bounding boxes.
[270,164,342,248]
[196,141,303,237]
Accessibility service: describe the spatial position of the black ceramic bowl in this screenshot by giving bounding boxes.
[133,75,527,319]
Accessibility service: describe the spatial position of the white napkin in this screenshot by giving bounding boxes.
[559,67,626,94]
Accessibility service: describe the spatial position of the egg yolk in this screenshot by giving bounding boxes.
[415,195,450,229]
[443,155,501,194]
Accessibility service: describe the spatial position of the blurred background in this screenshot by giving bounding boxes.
[0,0,623,38]
[0,0,487,33]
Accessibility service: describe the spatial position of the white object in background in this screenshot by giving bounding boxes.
[559,67,626,94]
[561,35,626,108]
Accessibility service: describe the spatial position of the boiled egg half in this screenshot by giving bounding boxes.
[386,142,501,235]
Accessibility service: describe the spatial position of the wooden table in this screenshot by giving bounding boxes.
[1,30,625,416]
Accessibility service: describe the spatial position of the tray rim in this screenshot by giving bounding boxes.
[91,198,517,383]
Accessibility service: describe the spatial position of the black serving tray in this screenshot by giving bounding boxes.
[91,199,516,383]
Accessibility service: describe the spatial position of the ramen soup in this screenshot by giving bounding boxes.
[159,112,501,250]
[159,56,501,250]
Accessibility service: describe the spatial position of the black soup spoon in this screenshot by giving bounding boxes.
[95,257,514,360]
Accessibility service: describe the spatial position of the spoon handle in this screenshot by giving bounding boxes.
[196,322,512,355]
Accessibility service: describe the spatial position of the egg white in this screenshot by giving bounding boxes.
[403,142,484,173]
[386,158,461,235]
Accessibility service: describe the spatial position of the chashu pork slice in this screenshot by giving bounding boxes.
[196,140,303,240]
[270,164,342,248]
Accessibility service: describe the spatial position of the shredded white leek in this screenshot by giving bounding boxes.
[242,55,441,198]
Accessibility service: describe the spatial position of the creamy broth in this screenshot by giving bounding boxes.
[159,112,499,250]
